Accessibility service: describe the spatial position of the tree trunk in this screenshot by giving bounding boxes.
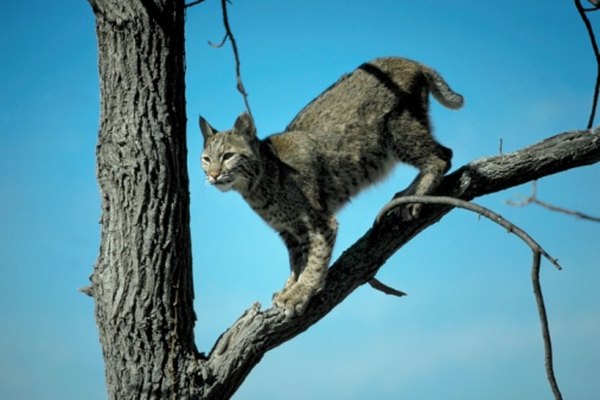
[87,1,600,399]
[88,1,202,398]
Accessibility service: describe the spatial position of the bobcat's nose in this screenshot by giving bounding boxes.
[207,170,221,183]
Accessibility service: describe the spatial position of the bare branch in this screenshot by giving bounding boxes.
[575,0,600,128]
[184,0,206,8]
[217,0,254,120]
[374,195,560,269]
[368,278,406,297]
[208,33,228,48]
[531,198,600,222]
[374,195,563,399]
[79,285,94,297]
[531,251,563,400]
[507,181,600,222]
[198,127,600,399]
[506,180,540,207]
[583,0,600,11]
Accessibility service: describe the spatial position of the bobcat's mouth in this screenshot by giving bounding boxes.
[208,175,235,191]
[214,180,234,191]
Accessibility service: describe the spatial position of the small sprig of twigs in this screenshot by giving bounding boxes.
[507,181,600,223]
[575,0,600,128]
[207,0,254,121]
[375,195,563,400]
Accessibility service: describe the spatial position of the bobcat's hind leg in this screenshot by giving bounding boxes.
[387,110,453,220]
[396,145,452,220]
[273,215,338,318]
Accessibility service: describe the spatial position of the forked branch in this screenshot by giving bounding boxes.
[375,195,560,269]
[375,195,562,399]
[198,127,600,400]
[208,0,254,120]
[507,181,600,222]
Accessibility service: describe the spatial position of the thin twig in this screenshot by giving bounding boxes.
[507,181,600,222]
[575,0,600,128]
[375,195,563,399]
[219,0,254,120]
[532,198,600,222]
[208,33,228,48]
[583,0,600,12]
[184,0,206,8]
[203,129,600,398]
[375,195,561,270]
[531,251,563,400]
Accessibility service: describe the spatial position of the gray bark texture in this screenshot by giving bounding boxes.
[87,1,600,399]
[88,0,203,398]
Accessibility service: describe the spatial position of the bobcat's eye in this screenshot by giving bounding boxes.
[222,152,235,161]
[201,155,211,164]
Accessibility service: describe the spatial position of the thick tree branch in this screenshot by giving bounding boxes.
[90,1,599,397]
[197,127,600,399]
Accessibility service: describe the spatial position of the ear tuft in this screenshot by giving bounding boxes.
[199,116,217,141]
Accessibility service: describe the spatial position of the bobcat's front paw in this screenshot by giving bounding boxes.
[401,203,422,220]
[273,281,319,318]
[384,190,422,221]
[377,202,422,223]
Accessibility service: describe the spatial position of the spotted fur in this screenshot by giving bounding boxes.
[200,57,463,317]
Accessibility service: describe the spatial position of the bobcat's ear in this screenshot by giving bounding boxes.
[199,116,217,141]
[233,112,256,140]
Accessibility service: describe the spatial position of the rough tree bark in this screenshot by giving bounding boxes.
[87,1,600,399]
[200,128,600,399]
[88,0,201,397]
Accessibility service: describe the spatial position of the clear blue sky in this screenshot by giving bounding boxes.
[1,1,599,399]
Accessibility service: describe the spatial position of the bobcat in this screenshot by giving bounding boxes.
[199,57,463,317]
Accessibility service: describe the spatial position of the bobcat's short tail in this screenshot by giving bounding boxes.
[424,69,464,110]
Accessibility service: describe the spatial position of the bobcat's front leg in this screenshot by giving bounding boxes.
[274,215,338,318]
[275,231,308,298]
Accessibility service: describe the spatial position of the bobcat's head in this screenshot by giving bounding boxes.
[199,113,260,193]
